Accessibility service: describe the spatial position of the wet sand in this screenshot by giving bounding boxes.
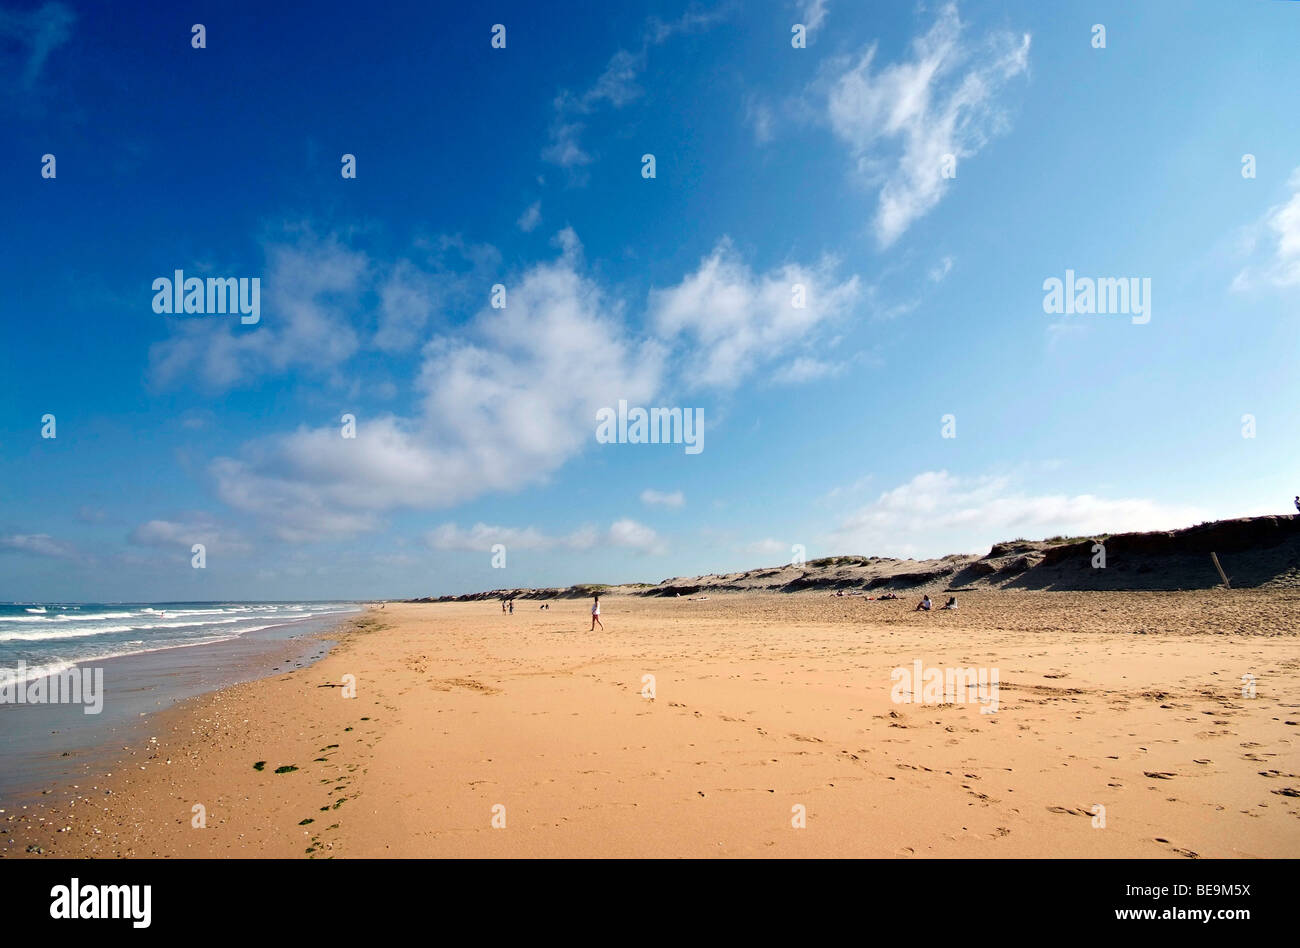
[0,613,347,806]
[5,591,1299,858]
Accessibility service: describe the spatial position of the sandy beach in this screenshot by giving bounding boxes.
[5,591,1299,859]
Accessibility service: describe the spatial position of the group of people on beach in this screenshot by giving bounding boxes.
[499,595,603,630]
[832,589,956,610]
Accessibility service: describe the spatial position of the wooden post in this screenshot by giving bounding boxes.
[1210,552,1231,589]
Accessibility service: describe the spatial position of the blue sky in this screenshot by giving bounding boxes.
[2,0,1298,601]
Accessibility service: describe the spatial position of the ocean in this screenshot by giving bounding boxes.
[0,600,362,802]
[0,601,360,688]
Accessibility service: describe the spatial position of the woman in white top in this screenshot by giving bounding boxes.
[590,594,604,631]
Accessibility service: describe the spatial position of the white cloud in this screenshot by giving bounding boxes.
[517,201,542,232]
[174,222,859,543]
[129,515,249,553]
[608,518,665,554]
[428,519,660,554]
[0,533,78,560]
[211,233,664,541]
[650,237,860,388]
[428,523,585,552]
[825,2,1030,246]
[829,470,1206,558]
[773,356,842,384]
[640,489,685,509]
[928,255,954,283]
[1233,167,1300,290]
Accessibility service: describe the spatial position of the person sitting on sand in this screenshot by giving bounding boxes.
[915,595,932,612]
[941,596,958,610]
[590,595,604,631]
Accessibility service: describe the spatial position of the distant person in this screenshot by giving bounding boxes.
[502,600,507,613]
[1294,495,1299,516]
[590,594,604,631]
[915,595,932,612]
[508,599,514,615]
[941,596,958,610]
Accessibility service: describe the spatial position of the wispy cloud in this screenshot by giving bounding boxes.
[742,537,788,556]
[798,0,829,37]
[0,533,79,560]
[1232,166,1300,290]
[543,7,727,173]
[640,488,685,509]
[428,518,663,554]
[516,200,542,233]
[150,228,368,389]
[824,2,1030,246]
[0,1,75,93]
[150,229,505,383]
[129,515,250,554]
[772,356,842,384]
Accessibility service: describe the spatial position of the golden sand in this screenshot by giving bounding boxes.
[7,591,1299,858]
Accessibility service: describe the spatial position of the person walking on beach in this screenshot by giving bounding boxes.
[508,599,514,615]
[590,594,604,631]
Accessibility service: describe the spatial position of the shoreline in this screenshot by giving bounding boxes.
[5,591,1298,859]
[0,607,359,809]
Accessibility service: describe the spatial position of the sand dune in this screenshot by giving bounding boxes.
[6,590,1298,858]
[420,515,1300,604]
